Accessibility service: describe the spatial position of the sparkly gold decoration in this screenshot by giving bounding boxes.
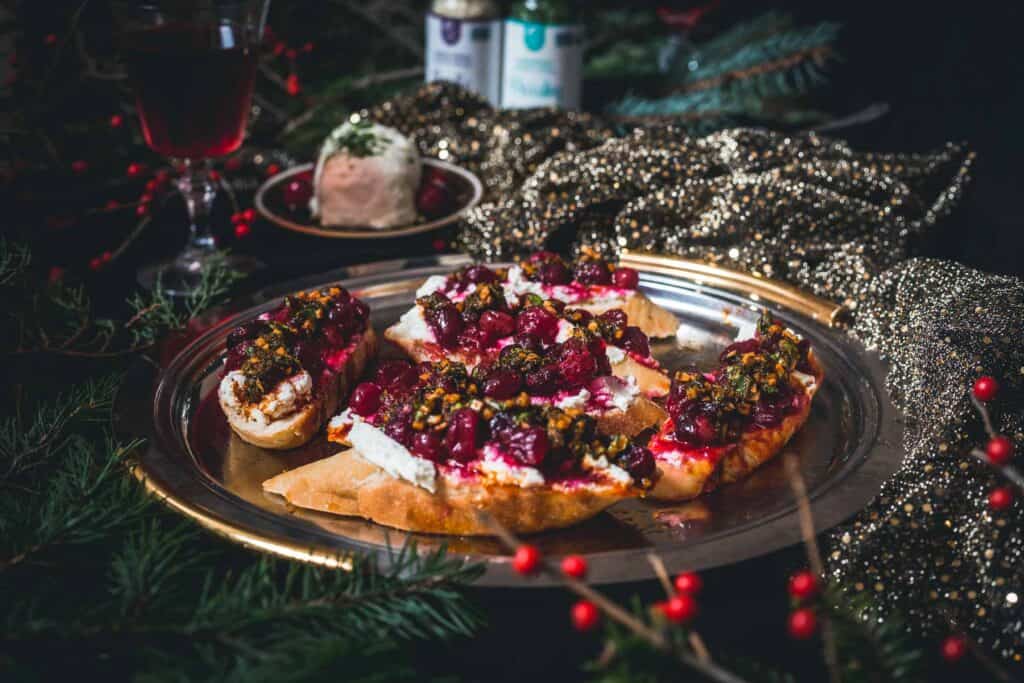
[373,83,1024,658]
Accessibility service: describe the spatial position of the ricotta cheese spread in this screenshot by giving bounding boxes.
[219,370,312,425]
[582,454,633,486]
[479,445,545,487]
[348,420,438,493]
[391,306,434,342]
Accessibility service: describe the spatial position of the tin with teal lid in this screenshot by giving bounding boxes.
[501,0,583,109]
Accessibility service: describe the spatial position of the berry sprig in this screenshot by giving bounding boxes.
[482,514,750,683]
[967,376,1023,503]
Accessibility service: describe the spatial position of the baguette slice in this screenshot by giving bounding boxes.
[649,352,822,501]
[221,327,378,450]
[578,290,679,339]
[263,448,634,535]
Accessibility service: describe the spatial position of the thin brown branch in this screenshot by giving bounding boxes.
[676,45,832,94]
[645,553,712,664]
[784,453,842,683]
[477,512,750,683]
[968,394,1024,491]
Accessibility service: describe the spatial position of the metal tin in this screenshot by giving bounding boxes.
[115,254,903,586]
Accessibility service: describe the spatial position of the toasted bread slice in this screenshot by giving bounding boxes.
[580,291,679,339]
[648,353,822,501]
[221,328,378,450]
[263,448,633,535]
[613,355,671,397]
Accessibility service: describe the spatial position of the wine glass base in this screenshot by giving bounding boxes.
[137,252,260,297]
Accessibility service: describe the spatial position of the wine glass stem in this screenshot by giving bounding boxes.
[176,159,217,266]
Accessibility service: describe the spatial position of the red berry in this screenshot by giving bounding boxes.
[88,257,102,271]
[285,73,301,96]
[570,600,600,631]
[272,41,286,57]
[612,266,639,289]
[432,238,447,252]
[154,170,171,184]
[512,544,541,575]
[417,182,450,218]
[988,486,1014,511]
[972,376,999,402]
[139,193,153,205]
[302,41,315,53]
[48,266,64,283]
[126,162,144,177]
[483,368,523,400]
[443,407,480,462]
[225,156,243,172]
[266,163,281,176]
[208,169,221,182]
[145,179,159,193]
[283,178,311,206]
[538,260,571,285]
[986,436,1014,465]
[574,260,612,285]
[659,594,698,624]
[561,555,588,579]
[673,571,702,595]
[231,212,243,224]
[136,203,149,217]
[104,200,120,210]
[940,634,968,662]
[101,251,112,263]
[43,33,58,46]
[516,306,559,344]
[234,223,251,239]
[242,208,256,223]
[349,382,382,417]
[787,608,817,640]
[285,48,297,60]
[787,570,819,600]
[109,114,124,128]
[71,160,88,174]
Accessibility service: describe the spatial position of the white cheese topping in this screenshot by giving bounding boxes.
[583,454,633,486]
[555,318,575,343]
[596,375,640,412]
[555,387,591,410]
[605,344,626,365]
[480,445,545,487]
[328,408,356,432]
[415,274,449,298]
[219,370,312,425]
[502,264,546,301]
[390,305,434,342]
[348,421,437,493]
[732,317,758,341]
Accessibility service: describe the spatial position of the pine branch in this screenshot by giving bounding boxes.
[825,589,927,683]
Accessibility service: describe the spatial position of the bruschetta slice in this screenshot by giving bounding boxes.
[413,251,679,339]
[648,312,823,501]
[386,272,671,397]
[264,360,658,535]
[219,287,377,450]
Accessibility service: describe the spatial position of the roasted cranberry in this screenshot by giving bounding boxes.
[323,325,348,348]
[514,332,543,353]
[620,326,650,357]
[271,306,292,323]
[483,369,523,400]
[224,346,247,372]
[227,322,261,349]
[349,382,382,416]
[556,339,598,389]
[720,338,760,361]
[385,418,413,446]
[566,308,594,325]
[674,406,719,446]
[411,431,445,461]
[375,360,418,394]
[516,306,559,344]
[327,303,348,326]
[525,365,560,395]
[617,444,656,480]
[539,260,571,285]
[426,304,463,347]
[612,267,639,289]
[502,426,550,467]
[599,309,628,329]
[479,310,516,340]
[588,338,613,376]
[752,398,785,428]
[457,325,490,352]
[292,340,323,374]
[444,408,480,462]
[351,299,369,322]
[574,260,612,285]
[464,264,499,284]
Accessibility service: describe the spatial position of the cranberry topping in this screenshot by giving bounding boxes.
[574,260,612,285]
[620,326,650,357]
[350,382,382,417]
[464,264,500,284]
[411,431,445,461]
[501,426,550,467]
[514,332,543,352]
[375,360,419,395]
[555,338,600,389]
[444,408,481,462]
[598,309,627,328]
[616,443,655,480]
[479,310,516,340]
[612,267,639,289]
[425,301,463,347]
[483,368,523,400]
[524,365,560,396]
[516,306,559,344]
[538,260,572,285]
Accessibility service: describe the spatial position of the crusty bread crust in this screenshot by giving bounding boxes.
[595,394,667,437]
[221,327,378,450]
[649,352,823,501]
[580,291,679,339]
[263,448,633,535]
[613,355,670,398]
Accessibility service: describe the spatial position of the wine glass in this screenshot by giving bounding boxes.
[112,0,270,295]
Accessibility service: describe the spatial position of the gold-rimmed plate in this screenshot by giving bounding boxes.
[115,254,904,586]
[254,159,483,239]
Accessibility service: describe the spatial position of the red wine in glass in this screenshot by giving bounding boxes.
[122,24,258,159]
[113,0,269,295]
